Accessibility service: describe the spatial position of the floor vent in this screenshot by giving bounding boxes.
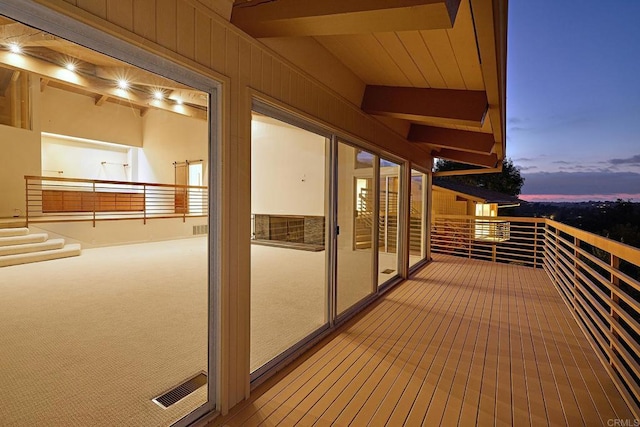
[193,225,208,235]
[152,372,207,409]
[382,269,395,274]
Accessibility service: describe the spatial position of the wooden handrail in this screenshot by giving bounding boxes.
[547,219,640,266]
[24,175,208,190]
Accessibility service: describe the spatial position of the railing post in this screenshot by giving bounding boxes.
[24,176,29,227]
[610,255,620,366]
[183,186,187,223]
[492,243,496,262]
[468,218,472,259]
[533,221,538,267]
[92,182,96,228]
[573,236,579,308]
[143,184,147,225]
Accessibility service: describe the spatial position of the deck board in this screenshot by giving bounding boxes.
[208,255,634,427]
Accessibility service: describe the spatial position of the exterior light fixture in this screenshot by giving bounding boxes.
[175,98,183,105]
[153,90,164,100]
[65,62,76,72]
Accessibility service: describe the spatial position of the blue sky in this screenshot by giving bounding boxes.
[506,0,640,201]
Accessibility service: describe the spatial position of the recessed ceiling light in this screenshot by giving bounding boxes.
[65,62,76,72]
[117,79,129,90]
[8,43,22,54]
[175,98,183,105]
[153,90,164,100]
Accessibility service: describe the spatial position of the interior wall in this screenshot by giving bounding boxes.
[138,109,208,185]
[251,115,326,216]
[0,125,41,218]
[41,86,143,147]
[30,216,207,248]
[41,134,130,181]
[336,144,370,249]
[0,77,41,218]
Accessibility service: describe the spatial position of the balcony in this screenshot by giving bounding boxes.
[209,215,639,426]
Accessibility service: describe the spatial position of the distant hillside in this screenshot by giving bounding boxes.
[511,200,640,249]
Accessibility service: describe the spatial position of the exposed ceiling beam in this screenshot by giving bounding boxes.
[409,125,494,154]
[470,0,508,158]
[94,94,109,106]
[362,86,487,127]
[0,23,57,46]
[231,0,461,37]
[434,148,499,168]
[0,51,206,120]
[434,166,502,177]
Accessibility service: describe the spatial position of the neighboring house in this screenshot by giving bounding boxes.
[432,178,521,243]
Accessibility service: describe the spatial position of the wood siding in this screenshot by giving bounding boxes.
[28,0,433,413]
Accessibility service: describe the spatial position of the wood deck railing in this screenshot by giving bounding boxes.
[432,214,545,267]
[25,175,208,227]
[432,214,640,417]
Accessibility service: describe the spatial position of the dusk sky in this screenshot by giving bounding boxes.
[507,0,640,202]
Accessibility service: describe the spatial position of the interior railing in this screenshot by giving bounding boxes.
[25,175,208,227]
[432,214,640,417]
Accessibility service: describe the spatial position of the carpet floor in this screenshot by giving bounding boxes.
[0,237,412,426]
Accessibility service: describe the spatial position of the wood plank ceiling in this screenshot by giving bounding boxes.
[0,18,208,120]
[231,0,508,170]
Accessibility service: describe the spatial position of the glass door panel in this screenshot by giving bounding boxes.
[250,113,329,373]
[0,16,212,426]
[336,144,375,314]
[410,170,427,267]
[378,158,401,285]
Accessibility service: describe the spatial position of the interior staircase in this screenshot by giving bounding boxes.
[0,227,81,267]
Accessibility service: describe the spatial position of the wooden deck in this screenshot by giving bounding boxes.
[209,255,634,426]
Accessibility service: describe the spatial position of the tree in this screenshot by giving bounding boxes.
[434,157,525,196]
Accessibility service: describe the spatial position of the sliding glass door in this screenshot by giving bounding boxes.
[378,158,402,286]
[336,143,376,314]
[249,108,417,377]
[0,13,216,427]
[410,169,428,268]
[250,112,330,374]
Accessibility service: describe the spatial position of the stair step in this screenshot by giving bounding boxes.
[0,227,29,237]
[0,220,27,229]
[0,238,65,256]
[0,233,47,247]
[0,244,81,267]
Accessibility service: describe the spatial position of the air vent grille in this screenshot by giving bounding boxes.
[152,372,207,409]
[193,224,208,235]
